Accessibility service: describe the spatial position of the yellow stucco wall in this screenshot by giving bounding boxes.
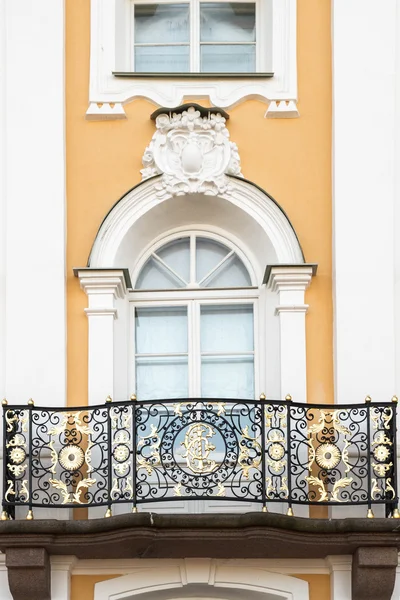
[66,0,332,408]
[66,0,332,521]
[70,575,119,600]
[70,573,331,600]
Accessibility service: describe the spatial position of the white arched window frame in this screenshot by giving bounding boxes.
[129,230,261,401]
[75,175,316,412]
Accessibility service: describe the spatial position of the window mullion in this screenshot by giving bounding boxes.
[191,0,200,72]
[189,300,201,397]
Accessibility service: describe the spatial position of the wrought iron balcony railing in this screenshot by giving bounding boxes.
[1,396,399,520]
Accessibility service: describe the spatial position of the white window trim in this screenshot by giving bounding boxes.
[127,0,267,74]
[129,296,259,399]
[131,229,258,289]
[87,0,299,120]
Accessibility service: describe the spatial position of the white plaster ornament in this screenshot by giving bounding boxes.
[141,106,243,198]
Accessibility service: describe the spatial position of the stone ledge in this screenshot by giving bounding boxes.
[0,513,399,560]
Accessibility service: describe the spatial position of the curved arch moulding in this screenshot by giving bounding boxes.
[89,175,304,273]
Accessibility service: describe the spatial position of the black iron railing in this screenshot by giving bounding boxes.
[1,397,399,519]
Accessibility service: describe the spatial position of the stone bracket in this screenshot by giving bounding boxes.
[352,546,398,600]
[6,547,50,600]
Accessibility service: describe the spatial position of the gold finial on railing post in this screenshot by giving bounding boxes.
[364,395,372,403]
[130,394,137,401]
[392,395,398,404]
[287,507,294,517]
[27,398,34,406]
[26,510,34,520]
[285,394,292,402]
[1,399,7,407]
[367,508,374,519]
[259,393,266,400]
[132,506,138,513]
[105,395,112,403]
[1,510,9,520]
[392,508,400,519]
[262,505,268,513]
[105,508,112,518]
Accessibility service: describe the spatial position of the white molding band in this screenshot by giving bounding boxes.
[87,0,298,120]
[72,557,329,576]
[76,270,128,405]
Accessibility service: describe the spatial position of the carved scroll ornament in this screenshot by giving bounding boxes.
[141,106,242,198]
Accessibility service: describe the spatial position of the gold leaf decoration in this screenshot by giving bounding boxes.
[7,463,27,478]
[216,483,226,497]
[5,480,15,502]
[72,478,96,504]
[371,478,380,500]
[385,478,396,500]
[49,479,71,504]
[19,480,29,502]
[331,477,353,502]
[5,410,18,433]
[238,426,261,479]
[305,475,328,502]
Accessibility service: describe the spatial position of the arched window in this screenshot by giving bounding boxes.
[131,233,258,401]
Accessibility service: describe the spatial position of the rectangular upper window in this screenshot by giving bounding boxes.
[126,0,269,74]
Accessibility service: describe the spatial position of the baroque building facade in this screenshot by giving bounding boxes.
[0,1,400,599]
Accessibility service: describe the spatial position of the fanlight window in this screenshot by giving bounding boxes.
[135,235,252,289]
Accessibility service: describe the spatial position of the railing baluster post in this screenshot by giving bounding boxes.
[131,394,138,513]
[260,394,266,512]
[26,399,34,520]
[285,395,293,516]
[390,396,399,518]
[105,396,113,518]
[1,400,8,520]
[365,395,374,518]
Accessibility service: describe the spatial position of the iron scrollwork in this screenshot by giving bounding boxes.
[1,397,398,516]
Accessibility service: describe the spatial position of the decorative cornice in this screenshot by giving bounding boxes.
[84,307,118,319]
[275,304,309,315]
[264,264,318,287]
[141,106,242,198]
[75,269,129,299]
[265,100,299,119]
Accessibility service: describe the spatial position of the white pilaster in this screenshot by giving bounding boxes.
[76,269,128,405]
[0,0,6,401]
[332,0,397,403]
[326,555,352,600]
[51,556,77,600]
[4,0,66,407]
[267,265,315,402]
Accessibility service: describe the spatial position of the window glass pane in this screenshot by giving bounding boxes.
[136,356,188,399]
[200,2,256,42]
[196,237,230,282]
[200,44,255,73]
[156,238,190,284]
[201,304,254,353]
[136,257,185,289]
[203,254,252,287]
[201,355,254,398]
[135,307,188,354]
[135,3,190,43]
[135,45,190,73]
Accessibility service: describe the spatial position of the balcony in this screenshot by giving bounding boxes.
[1,396,399,520]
